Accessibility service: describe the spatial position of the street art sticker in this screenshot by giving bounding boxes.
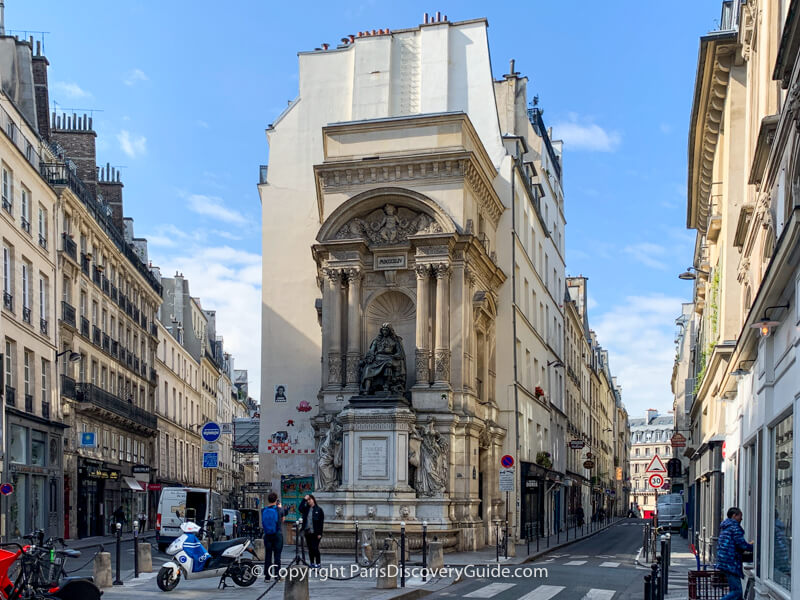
[274,385,288,402]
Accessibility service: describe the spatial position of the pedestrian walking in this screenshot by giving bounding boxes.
[261,492,283,582]
[299,494,324,568]
[714,507,754,600]
[576,505,585,527]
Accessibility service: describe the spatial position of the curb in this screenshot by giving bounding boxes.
[520,519,623,564]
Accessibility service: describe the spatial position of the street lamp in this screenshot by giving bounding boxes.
[750,304,789,338]
[730,359,755,378]
[677,267,710,280]
[547,360,564,368]
[56,349,82,363]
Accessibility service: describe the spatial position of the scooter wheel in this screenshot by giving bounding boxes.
[157,566,181,591]
[230,560,257,587]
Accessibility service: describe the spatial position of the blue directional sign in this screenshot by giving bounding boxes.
[203,452,219,469]
[201,422,221,443]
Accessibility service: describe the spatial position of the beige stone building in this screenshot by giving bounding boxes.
[629,411,674,518]
[0,35,63,540]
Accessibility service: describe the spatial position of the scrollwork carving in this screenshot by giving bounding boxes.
[434,349,451,381]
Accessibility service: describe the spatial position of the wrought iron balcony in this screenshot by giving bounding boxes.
[22,306,31,324]
[133,356,139,372]
[75,382,157,430]
[61,233,77,261]
[111,339,119,358]
[80,316,90,338]
[102,333,110,352]
[60,375,76,400]
[21,217,30,234]
[3,291,13,311]
[110,284,118,302]
[5,385,15,406]
[24,394,33,412]
[38,234,47,250]
[133,307,140,322]
[40,318,48,336]
[1,197,10,213]
[92,266,102,286]
[92,325,101,346]
[141,315,148,330]
[61,301,76,327]
[141,361,147,378]
[41,400,50,420]
[80,253,90,276]
[150,322,157,337]
[150,367,156,383]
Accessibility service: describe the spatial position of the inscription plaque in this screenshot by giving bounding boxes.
[359,437,389,478]
[376,255,406,270]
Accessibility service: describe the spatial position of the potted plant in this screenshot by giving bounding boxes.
[535,451,552,469]
[534,386,545,399]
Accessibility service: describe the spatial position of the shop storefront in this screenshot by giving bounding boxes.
[4,410,65,541]
[76,460,149,537]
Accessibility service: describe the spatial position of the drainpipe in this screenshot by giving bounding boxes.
[510,149,520,541]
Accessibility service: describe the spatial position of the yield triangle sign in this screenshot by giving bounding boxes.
[646,455,666,473]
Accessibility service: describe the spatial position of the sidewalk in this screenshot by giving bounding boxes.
[633,530,695,600]
[66,530,157,551]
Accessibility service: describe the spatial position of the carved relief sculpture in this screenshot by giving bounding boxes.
[413,420,449,497]
[317,418,343,491]
[359,323,407,395]
[335,204,442,246]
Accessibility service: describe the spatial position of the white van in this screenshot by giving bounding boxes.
[155,487,224,551]
[222,509,241,539]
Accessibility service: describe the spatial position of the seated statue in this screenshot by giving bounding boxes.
[359,323,407,395]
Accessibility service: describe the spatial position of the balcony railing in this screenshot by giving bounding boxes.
[133,357,140,372]
[92,266,102,286]
[150,367,156,382]
[141,315,147,331]
[111,339,118,358]
[60,375,76,400]
[40,163,163,296]
[80,253,90,277]
[40,318,48,336]
[1,197,10,213]
[150,322,157,337]
[110,284,118,302]
[3,292,13,311]
[141,361,147,378]
[41,400,50,420]
[38,234,47,250]
[102,276,110,295]
[5,385,15,406]
[21,217,30,234]
[80,316,89,338]
[22,306,31,324]
[61,234,77,261]
[24,394,33,412]
[92,325,101,346]
[61,301,76,327]
[75,382,157,430]
[102,333,110,352]
[133,307,140,322]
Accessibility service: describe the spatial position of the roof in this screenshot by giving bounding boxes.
[630,415,674,428]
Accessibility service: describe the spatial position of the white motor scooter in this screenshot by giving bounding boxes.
[156,520,258,592]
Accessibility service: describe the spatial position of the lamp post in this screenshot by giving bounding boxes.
[677,266,710,280]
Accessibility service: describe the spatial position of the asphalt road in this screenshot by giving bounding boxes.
[428,518,647,600]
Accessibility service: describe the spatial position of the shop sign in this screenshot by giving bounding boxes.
[525,479,539,488]
[132,465,150,474]
[147,483,162,491]
[670,433,686,448]
[583,460,595,469]
[87,468,120,480]
[569,440,585,450]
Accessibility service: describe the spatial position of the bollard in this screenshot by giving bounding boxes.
[427,541,444,571]
[526,523,530,556]
[284,563,309,600]
[536,522,540,552]
[495,521,500,562]
[354,520,359,565]
[113,523,123,586]
[252,537,265,561]
[422,521,428,582]
[400,521,406,588]
[661,535,669,595]
[644,574,652,600]
[651,563,659,600]
[137,542,153,573]
[504,520,509,559]
[376,545,397,590]
[93,552,113,588]
[297,519,305,563]
[133,520,140,578]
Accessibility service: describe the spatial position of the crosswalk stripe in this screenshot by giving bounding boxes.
[564,560,587,566]
[599,562,620,567]
[518,585,566,600]
[582,590,615,600]
[464,583,517,598]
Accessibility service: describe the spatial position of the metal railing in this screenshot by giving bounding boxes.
[24,394,33,412]
[2,291,12,311]
[60,375,76,400]
[80,316,89,338]
[75,382,157,430]
[40,318,48,335]
[5,385,15,406]
[61,301,76,327]
[22,306,31,323]
[61,233,77,261]
[41,400,50,420]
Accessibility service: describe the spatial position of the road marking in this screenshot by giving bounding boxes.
[564,560,587,566]
[517,585,566,600]
[464,582,517,597]
[582,590,615,600]
[571,554,589,558]
[599,562,620,568]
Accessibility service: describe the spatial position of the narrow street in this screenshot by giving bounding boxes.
[429,520,647,600]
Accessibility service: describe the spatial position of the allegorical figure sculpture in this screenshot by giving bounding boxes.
[317,419,343,491]
[413,420,448,497]
[359,323,407,395]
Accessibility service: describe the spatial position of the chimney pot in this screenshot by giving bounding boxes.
[349,34,355,43]
[435,11,441,21]
[424,12,429,24]
[322,43,329,50]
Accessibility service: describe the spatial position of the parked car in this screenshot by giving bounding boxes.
[223,509,241,539]
[155,487,225,552]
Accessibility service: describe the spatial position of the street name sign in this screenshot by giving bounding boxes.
[499,468,515,491]
[646,455,666,473]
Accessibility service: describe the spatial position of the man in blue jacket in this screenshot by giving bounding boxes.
[715,507,754,600]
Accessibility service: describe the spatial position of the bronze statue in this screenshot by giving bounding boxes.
[359,323,407,395]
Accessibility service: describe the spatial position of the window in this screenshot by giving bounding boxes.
[38,206,47,247]
[31,430,46,467]
[20,186,30,233]
[2,166,12,212]
[770,413,792,591]
[39,276,47,324]
[3,245,11,300]
[8,425,27,464]
[40,358,48,405]
[23,350,31,396]
[21,261,30,311]
[5,340,14,388]
[126,437,132,462]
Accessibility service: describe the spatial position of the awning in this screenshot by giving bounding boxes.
[123,477,145,491]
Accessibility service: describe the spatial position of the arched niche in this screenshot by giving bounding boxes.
[364,290,416,388]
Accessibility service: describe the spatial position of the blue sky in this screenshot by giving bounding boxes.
[8,1,725,415]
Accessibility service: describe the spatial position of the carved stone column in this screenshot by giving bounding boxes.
[414,264,431,384]
[325,268,343,386]
[434,263,451,383]
[345,268,362,388]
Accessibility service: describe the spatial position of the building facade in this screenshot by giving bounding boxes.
[629,411,675,519]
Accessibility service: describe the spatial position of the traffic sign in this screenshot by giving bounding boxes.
[569,440,585,450]
[583,460,595,469]
[201,422,221,443]
[80,432,97,448]
[648,473,664,488]
[670,433,686,448]
[0,483,13,496]
[499,468,515,491]
[500,454,515,468]
[203,442,219,453]
[646,455,666,473]
[202,452,219,469]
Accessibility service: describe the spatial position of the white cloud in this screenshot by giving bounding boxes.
[196,120,210,129]
[187,194,248,225]
[117,130,147,158]
[52,81,91,99]
[624,242,668,271]
[593,294,685,418]
[659,123,672,135]
[123,68,149,86]
[553,116,621,152]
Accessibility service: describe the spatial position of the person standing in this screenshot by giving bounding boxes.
[261,492,283,581]
[299,494,324,568]
[576,505,585,527]
[715,507,754,600]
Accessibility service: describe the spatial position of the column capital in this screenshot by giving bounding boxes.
[434,263,451,279]
[345,267,362,284]
[323,267,342,283]
[414,264,431,279]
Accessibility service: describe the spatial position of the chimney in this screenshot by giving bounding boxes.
[32,46,50,139]
[50,113,98,197]
[97,163,124,231]
[0,1,5,36]
[645,409,659,424]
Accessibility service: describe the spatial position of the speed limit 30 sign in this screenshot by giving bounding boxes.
[649,473,665,488]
